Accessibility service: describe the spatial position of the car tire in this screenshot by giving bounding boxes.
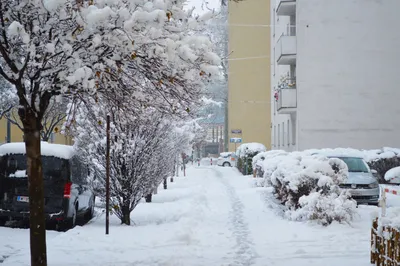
[223,162,231,167]
[57,205,77,232]
[85,197,95,222]
[0,218,6,226]
[68,205,77,229]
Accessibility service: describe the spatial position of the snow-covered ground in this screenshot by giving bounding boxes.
[1,165,397,265]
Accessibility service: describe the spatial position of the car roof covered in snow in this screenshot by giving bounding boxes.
[311,152,363,159]
[0,142,75,160]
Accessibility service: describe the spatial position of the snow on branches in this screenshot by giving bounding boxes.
[0,0,220,121]
[72,96,200,225]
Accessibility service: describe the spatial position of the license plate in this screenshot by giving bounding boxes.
[350,190,362,196]
[17,196,29,203]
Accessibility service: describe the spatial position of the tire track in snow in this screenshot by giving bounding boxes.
[213,168,258,266]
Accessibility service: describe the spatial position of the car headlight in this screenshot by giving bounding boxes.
[369,182,379,189]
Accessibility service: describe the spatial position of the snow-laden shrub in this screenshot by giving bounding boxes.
[252,150,287,178]
[368,157,400,183]
[236,142,266,175]
[261,151,356,225]
[286,190,356,226]
[384,166,400,184]
[236,142,267,158]
[258,151,289,186]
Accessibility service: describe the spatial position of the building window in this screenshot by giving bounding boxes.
[278,124,280,147]
[282,122,285,146]
[273,125,276,147]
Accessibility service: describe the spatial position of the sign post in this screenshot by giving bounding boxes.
[105,115,110,235]
[230,137,242,151]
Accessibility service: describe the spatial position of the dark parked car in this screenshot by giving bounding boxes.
[0,142,95,230]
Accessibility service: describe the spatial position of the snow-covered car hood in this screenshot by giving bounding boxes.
[344,172,377,185]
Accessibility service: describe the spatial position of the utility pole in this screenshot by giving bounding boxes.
[105,115,110,235]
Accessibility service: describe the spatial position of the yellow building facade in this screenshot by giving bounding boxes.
[228,0,271,151]
[0,118,73,145]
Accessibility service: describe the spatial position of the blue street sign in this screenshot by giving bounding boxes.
[230,138,242,143]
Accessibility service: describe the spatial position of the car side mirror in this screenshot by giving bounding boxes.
[371,169,378,175]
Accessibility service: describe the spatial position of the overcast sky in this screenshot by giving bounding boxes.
[185,0,220,15]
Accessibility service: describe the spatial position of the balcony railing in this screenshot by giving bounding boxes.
[277,88,297,114]
[276,34,297,65]
[277,0,296,16]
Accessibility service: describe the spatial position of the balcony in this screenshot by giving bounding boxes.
[277,0,296,16]
[277,88,297,114]
[276,35,296,65]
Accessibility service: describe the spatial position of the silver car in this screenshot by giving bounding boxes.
[331,156,379,205]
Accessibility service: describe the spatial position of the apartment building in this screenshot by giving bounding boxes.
[228,0,271,151]
[271,0,400,151]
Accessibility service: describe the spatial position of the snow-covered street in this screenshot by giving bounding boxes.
[0,166,387,266]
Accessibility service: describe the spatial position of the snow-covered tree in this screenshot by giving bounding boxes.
[0,0,219,264]
[190,1,229,151]
[73,99,194,225]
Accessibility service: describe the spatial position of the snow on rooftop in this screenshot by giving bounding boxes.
[0,142,75,159]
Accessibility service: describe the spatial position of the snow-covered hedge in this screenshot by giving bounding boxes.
[236,143,266,175]
[252,150,287,180]
[255,150,357,225]
[255,147,400,184]
[385,167,400,184]
[236,142,266,158]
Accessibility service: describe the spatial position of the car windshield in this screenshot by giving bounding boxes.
[0,154,69,179]
[339,157,369,173]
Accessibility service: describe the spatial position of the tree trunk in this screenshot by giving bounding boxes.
[153,187,158,195]
[22,110,47,266]
[121,204,131,225]
[163,178,167,189]
[145,194,152,203]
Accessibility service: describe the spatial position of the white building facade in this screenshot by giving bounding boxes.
[271,0,400,151]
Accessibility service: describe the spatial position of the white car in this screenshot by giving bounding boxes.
[217,152,237,167]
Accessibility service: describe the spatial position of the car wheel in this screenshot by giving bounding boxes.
[57,205,77,232]
[68,205,77,229]
[0,218,6,226]
[223,162,231,167]
[85,197,95,221]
